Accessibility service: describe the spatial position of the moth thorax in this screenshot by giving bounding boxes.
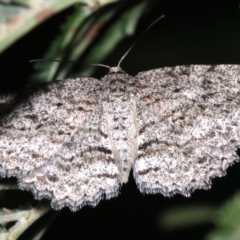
[106,96,138,183]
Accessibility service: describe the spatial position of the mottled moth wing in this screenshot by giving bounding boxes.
[21,105,120,210]
[0,78,120,210]
[133,65,240,197]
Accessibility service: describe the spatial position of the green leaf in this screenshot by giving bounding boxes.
[158,205,217,230]
[0,0,117,54]
[206,191,240,240]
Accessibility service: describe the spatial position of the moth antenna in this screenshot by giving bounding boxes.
[89,63,111,69]
[29,59,79,65]
[117,15,165,68]
[30,59,110,69]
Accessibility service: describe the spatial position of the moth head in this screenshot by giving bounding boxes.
[108,66,125,74]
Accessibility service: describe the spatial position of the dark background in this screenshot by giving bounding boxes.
[1,0,240,239]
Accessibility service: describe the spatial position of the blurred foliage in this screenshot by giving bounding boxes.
[159,205,217,230]
[0,0,80,54]
[0,202,51,240]
[206,191,240,240]
[0,0,120,55]
[158,191,240,240]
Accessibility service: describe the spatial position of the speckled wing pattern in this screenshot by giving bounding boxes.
[134,65,240,196]
[0,65,239,210]
[0,78,121,210]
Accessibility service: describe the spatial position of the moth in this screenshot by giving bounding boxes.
[0,17,239,211]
